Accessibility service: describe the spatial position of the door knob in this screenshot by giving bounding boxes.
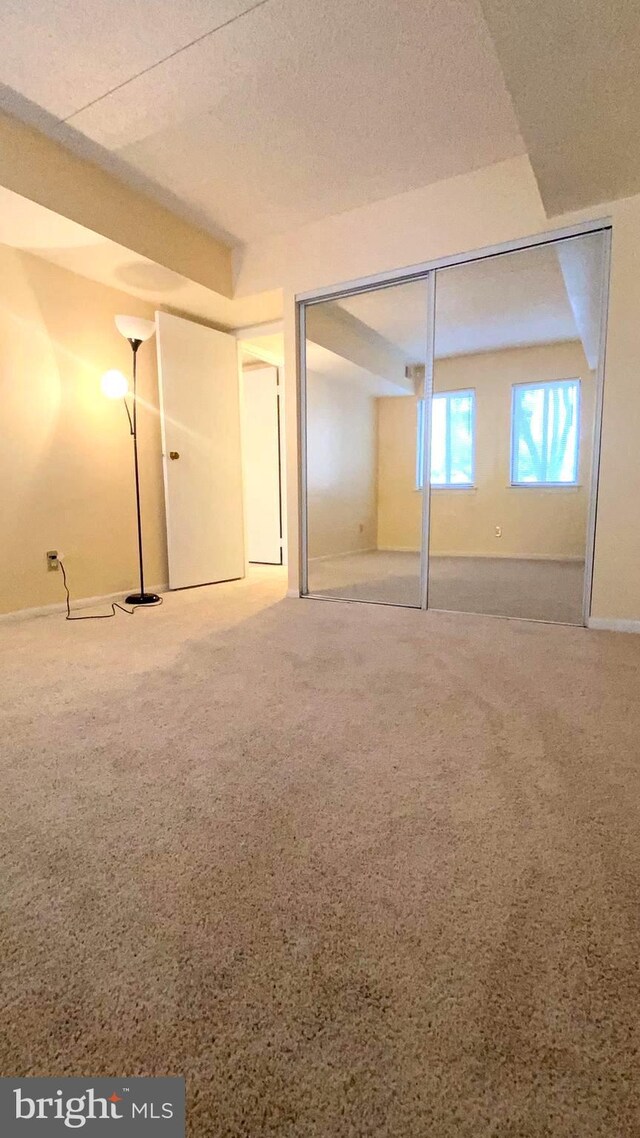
[169,451,180,460]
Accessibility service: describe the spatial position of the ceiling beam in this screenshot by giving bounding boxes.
[554,237,604,370]
[305,303,412,393]
[0,110,233,297]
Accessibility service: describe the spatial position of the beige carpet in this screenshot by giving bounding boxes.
[2,570,640,1136]
[309,551,585,624]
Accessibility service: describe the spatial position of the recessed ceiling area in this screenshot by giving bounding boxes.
[0,0,524,245]
[2,1,638,264]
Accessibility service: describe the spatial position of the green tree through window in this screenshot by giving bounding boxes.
[511,380,579,484]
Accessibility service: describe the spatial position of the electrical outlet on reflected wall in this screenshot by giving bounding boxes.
[46,550,60,571]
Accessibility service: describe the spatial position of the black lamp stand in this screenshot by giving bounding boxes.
[123,337,160,606]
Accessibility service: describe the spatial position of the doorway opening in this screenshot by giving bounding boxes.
[156,314,286,593]
[241,361,284,567]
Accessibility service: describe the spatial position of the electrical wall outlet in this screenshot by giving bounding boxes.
[495,526,502,538]
[46,550,60,571]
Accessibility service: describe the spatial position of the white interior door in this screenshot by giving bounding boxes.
[156,311,245,589]
[242,365,283,565]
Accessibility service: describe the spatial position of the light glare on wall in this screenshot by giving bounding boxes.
[100,369,128,399]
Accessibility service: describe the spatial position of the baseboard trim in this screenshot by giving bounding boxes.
[378,547,584,562]
[0,584,169,623]
[433,553,585,563]
[587,617,640,634]
[376,546,421,554]
[308,548,376,562]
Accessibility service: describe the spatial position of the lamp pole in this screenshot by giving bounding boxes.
[125,337,159,605]
[114,315,160,606]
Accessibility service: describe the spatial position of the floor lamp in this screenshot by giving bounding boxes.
[103,315,161,606]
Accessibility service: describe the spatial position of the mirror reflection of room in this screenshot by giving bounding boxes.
[302,231,601,623]
[304,231,606,626]
[426,233,604,624]
[305,277,427,606]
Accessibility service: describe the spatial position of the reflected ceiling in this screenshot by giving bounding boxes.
[313,234,606,383]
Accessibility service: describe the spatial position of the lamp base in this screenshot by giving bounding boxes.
[125,592,161,606]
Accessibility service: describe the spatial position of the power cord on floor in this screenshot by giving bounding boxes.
[60,560,163,621]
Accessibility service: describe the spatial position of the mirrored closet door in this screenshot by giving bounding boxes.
[303,276,429,607]
[428,230,608,625]
[301,226,609,626]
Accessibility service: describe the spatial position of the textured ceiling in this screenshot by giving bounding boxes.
[0,0,525,244]
[3,0,637,249]
[1,1,264,120]
[479,0,640,215]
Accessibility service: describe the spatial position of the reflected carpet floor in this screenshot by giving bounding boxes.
[1,570,640,1136]
[309,551,585,624]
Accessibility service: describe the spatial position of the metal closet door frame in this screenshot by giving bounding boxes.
[418,271,436,610]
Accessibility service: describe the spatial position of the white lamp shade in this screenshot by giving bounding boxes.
[101,369,129,399]
[115,315,156,342]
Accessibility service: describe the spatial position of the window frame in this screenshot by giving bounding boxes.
[416,388,476,491]
[510,378,581,488]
